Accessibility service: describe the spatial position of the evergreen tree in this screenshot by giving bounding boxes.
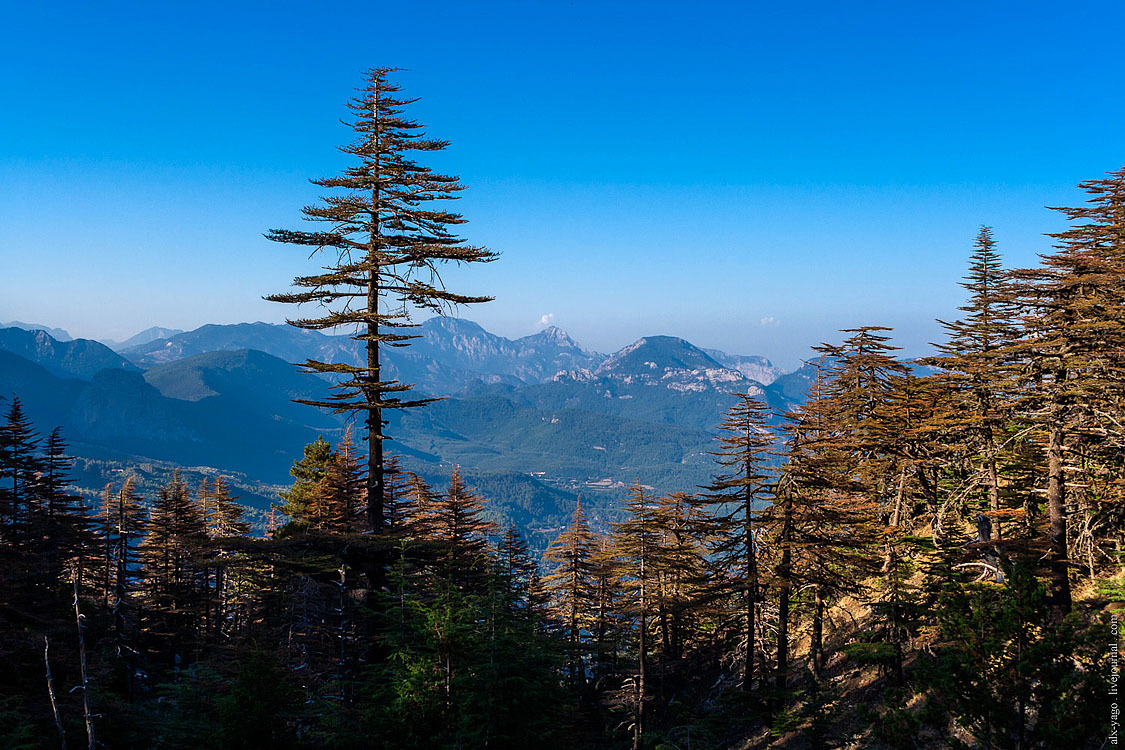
[0,397,41,541]
[703,392,775,691]
[589,532,626,682]
[929,226,1021,539]
[276,435,334,533]
[611,483,661,750]
[430,468,497,589]
[314,429,365,533]
[32,428,92,591]
[383,454,410,531]
[98,475,147,643]
[542,499,596,687]
[266,67,497,534]
[495,524,538,608]
[201,476,251,540]
[1008,167,1125,616]
[141,470,208,664]
[400,470,441,540]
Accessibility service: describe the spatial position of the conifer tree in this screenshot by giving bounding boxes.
[495,525,538,610]
[97,475,147,640]
[430,468,497,589]
[611,483,661,750]
[777,330,908,677]
[589,532,625,680]
[33,428,92,590]
[0,397,41,540]
[267,67,497,534]
[929,226,1021,539]
[277,435,334,532]
[401,470,441,539]
[97,482,117,607]
[649,489,710,701]
[201,476,251,540]
[199,476,250,639]
[703,392,775,691]
[1008,167,1125,615]
[542,499,596,686]
[141,470,207,662]
[769,472,798,690]
[315,429,365,533]
[383,455,410,531]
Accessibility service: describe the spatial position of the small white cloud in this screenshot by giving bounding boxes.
[538,313,555,327]
[760,316,780,327]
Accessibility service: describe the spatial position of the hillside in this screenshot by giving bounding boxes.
[0,326,138,379]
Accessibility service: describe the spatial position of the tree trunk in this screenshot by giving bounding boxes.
[775,493,793,692]
[985,436,1002,540]
[744,477,757,693]
[882,469,907,573]
[1046,419,1072,618]
[73,569,95,750]
[812,588,825,678]
[570,566,581,687]
[635,555,646,750]
[366,85,385,537]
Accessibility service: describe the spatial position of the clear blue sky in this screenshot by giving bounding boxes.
[2,1,1123,369]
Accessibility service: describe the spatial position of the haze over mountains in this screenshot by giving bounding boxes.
[104,326,184,351]
[0,317,805,543]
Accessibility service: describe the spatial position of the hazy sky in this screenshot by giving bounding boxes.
[2,1,1123,369]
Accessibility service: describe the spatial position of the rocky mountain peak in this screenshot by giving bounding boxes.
[596,336,724,376]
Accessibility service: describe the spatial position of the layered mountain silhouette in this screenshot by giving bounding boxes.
[0,327,138,379]
[102,325,184,351]
[0,319,797,542]
[1,320,73,342]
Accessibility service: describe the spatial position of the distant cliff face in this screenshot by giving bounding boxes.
[703,348,784,385]
[407,318,605,384]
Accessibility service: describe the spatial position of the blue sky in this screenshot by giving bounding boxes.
[1,1,1123,368]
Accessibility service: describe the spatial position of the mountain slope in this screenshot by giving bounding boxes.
[392,390,717,493]
[2,320,73,341]
[0,346,336,484]
[0,327,139,379]
[0,350,86,427]
[143,348,343,430]
[121,322,360,367]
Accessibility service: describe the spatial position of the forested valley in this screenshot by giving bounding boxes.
[1,68,1121,749]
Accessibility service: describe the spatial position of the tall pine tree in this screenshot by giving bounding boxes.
[267,68,497,534]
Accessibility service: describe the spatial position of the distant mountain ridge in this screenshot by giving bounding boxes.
[117,318,784,392]
[2,320,73,342]
[103,326,184,351]
[0,327,138,379]
[0,317,804,543]
[120,322,359,367]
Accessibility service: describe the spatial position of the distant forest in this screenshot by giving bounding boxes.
[0,68,1120,749]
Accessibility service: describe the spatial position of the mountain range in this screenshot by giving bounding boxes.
[104,326,184,351]
[2,320,74,342]
[0,319,803,544]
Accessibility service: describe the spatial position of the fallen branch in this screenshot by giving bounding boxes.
[44,636,67,750]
